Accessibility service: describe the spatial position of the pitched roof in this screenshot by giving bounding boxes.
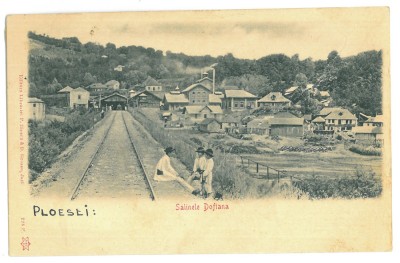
[285,86,298,94]
[164,93,189,104]
[222,85,240,90]
[225,89,257,98]
[258,92,290,103]
[247,117,271,128]
[184,105,223,114]
[71,87,89,93]
[58,86,73,93]
[184,105,204,114]
[105,80,119,85]
[325,109,356,120]
[319,107,344,116]
[199,118,220,125]
[87,83,107,89]
[143,76,161,86]
[312,116,326,123]
[101,92,127,100]
[352,126,383,134]
[269,117,304,126]
[365,115,384,123]
[319,91,331,97]
[182,83,211,93]
[208,94,222,104]
[197,77,213,83]
[130,90,164,100]
[28,97,44,103]
[207,105,223,114]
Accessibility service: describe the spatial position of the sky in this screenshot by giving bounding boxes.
[26,7,389,60]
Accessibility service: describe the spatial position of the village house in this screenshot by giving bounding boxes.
[58,86,73,94]
[143,76,163,92]
[162,92,189,111]
[105,80,120,90]
[86,83,108,92]
[317,107,357,131]
[198,118,223,133]
[223,89,258,111]
[311,116,326,131]
[246,116,273,135]
[182,105,223,124]
[257,92,291,109]
[28,97,45,121]
[58,86,73,106]
[69,87,90,109]
[269,117,305,137]
[114,65,125,71]
[363,114,384,127]
[284,84,318,98]
[352,126,383,142]
[220,115,240,131]
[129,90,164,108]
[319,90,331,99]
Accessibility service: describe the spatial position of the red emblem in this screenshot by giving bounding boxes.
[21,237,31,251]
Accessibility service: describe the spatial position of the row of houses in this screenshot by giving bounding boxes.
[196,108,383,142]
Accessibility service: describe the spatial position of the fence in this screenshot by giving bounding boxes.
[237,155,288,182]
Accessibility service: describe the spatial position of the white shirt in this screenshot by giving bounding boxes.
[203,158,214,178]
[193,156,207,173]
[155,154,178,177]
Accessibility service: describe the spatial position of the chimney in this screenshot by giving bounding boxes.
[202,72,209,79]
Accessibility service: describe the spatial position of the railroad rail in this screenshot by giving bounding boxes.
[121,112,157,201]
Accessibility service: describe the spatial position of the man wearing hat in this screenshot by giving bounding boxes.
[202,148,214,198]
[187,147,207,186]
[154,147,179,181]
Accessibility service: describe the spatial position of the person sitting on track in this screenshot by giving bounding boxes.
[154,147,179,181]
[187,147,207,192]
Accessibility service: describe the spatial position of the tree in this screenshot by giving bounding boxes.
[83,72,97,86]
[294,73,308,89]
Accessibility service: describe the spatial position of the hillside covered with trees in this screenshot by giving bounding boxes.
[28,32,382,116]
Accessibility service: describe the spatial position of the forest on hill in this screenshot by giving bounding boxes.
[28,32,382,115]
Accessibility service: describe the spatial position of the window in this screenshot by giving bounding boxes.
[195,114,198,118]
[204,114,207,118]
[203,100,205,103]
[338,120,342,125]
[192,100,195,103]
[78,95,81,100]
[33,103,36,108]
[234,102,238,108]
[240,102,244,108]
[192,91,195,94]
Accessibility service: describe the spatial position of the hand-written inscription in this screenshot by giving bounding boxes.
[33,204,96,217]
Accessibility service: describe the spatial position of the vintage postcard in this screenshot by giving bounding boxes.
[7,7,391,255]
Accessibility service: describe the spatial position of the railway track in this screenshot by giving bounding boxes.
[70,111,156,201]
